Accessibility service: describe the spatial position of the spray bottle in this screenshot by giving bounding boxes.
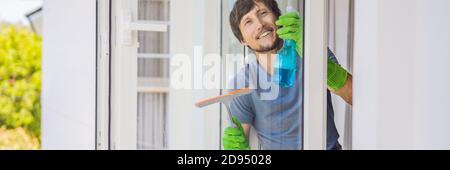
[273,3,298,87]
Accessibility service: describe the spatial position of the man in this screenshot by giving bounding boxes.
[222,0,353,150]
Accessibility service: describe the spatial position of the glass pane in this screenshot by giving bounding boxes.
[136,0,170,150]
[220,0,305,150]
[327,0,353,150]
[137,0,170,21]
[220,0,248,149]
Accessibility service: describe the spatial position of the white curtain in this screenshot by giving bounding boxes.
[136,0,170,150]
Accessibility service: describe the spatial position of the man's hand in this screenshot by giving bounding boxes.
[222,116,250,150]
[328,59,349,91]
[276,12,303,57]
[276,12,351,101]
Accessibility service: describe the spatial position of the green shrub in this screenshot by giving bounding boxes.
[0,25,42,139]
[0,127,40,150]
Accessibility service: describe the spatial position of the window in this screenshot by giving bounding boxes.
[108,0,223,150]
[103,0,330,150]
[221,0,312,149]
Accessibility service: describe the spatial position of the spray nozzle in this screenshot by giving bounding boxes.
[286,6,296,13]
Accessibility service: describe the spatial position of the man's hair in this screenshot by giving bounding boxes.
[229,0,282,42]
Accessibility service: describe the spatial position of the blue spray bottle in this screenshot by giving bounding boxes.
[273,5,298,88]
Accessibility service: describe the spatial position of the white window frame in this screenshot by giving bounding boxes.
[96,0,112,150]
[303,0,328,150]
[109,0,139,150]
[97,0,328,150]
[108,0,173,150]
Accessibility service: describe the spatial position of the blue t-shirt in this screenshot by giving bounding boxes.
[228,48,341,150]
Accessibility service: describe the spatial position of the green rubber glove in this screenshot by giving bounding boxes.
[277,12,348,91]
[276,12,304,57]
[222,116,250,150]
[328,59,348,91]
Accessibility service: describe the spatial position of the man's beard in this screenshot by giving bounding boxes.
[250,37,283,53]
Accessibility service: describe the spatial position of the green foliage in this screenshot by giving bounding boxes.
[0,25,42,139]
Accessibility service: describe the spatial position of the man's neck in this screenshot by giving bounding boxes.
[255,51,276,75]
[254,42,283,75]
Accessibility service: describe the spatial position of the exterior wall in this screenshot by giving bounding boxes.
[353,0,450,149]
[42,0,97,149]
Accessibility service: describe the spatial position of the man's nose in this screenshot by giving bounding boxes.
[255,17,264,32]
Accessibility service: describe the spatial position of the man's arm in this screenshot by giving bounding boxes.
[327,53,353,106]
[330,74,353,105]
[242,123,251,140]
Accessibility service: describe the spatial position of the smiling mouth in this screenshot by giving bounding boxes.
[257,28,273,40]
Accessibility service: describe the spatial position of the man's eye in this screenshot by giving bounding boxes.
[245,20,251,25]
[261,11,268,16]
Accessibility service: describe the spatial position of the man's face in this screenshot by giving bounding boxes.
[239,2,280,53]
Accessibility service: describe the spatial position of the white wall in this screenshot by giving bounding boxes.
[42,0,97,149]
[353,0,450,149]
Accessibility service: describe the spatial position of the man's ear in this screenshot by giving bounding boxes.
[240,40,248,46]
